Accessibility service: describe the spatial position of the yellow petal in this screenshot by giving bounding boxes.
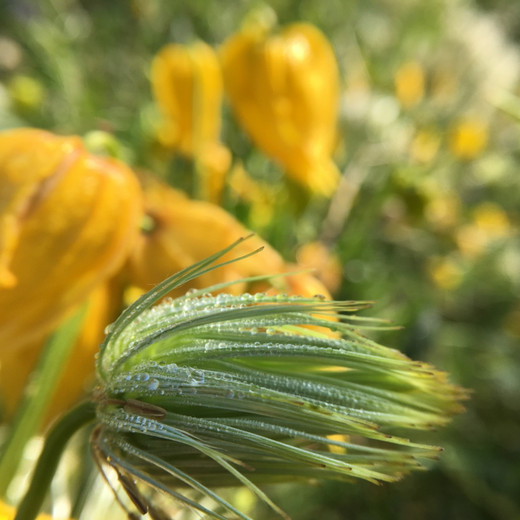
[0,500,54,520]
[0,280,122,422]
[295,241,342,294]
[126,176,285,295]
[221,22,340,195]
[0,128,143,354]
[151,41,225,157]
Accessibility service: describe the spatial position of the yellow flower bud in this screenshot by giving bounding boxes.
[220,21,340,196]
[151,41,226,158]
[151,41,232,202]
[0,128,143,354]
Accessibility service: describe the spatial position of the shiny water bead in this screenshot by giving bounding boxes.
[147,378,160,392]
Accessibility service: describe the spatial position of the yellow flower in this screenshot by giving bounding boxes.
[295,241,342,294]
[455,202,511,258]
[220,20,340,196]
[127,176,333,302]
[151,41,224,156]
[0,128,143,354]
[151,41,231,202]
[0,280,123,421]
[424,191,460,231]
[428,255,464,290]
[449,117,489,160]
[126,176,287,296]
[410,129,440,164]
[394,61,425,108]
[0,500,54,520]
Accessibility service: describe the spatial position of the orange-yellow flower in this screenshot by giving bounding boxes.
[0,128,143,354]
[151,41,231,202]
[220,20,340,196]
[394,61,425,108]
[151,41,224,156]
[126,176,286,296]
[0,280,122,420]
[126,176,333,302]
[449,117,489,160]
[455,202,511,258]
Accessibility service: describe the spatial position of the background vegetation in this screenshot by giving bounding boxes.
[1,0,519,519]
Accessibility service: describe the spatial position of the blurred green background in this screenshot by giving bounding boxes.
[1,0,519,519]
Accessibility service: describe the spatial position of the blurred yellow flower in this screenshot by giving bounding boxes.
[424,191,460,231]
[0,280,122,420]
[151,41,223,155]
[449,117,489,160]
[151,41,231,201]
[296,241,342,294]
[0,128,143,354]
[428,255,463,290]
[126,176,286,296]
[456,202,511,258]
[394,61,425,108]
[0,129,334,425]
[410,129,440,164]
[0,500,53,520]
[220,20,340,196]
[127,176,332,301]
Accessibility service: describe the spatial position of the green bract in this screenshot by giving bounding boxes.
[93,237,466,519]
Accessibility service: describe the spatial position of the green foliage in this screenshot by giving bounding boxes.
[2,0,519,518]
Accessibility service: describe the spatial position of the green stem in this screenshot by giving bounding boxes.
[14,401,96,520]
[0,308,86,496]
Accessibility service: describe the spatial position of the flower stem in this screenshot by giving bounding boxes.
[0,308,86,497]
[14,401,96,520]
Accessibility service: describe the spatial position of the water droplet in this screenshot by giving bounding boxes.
[226,389,235,399]
[192,369,205,384]
[104,323,114,334]
[164,363,178,373]
[147,378,160,391]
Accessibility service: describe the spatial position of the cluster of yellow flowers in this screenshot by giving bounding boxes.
[0,14,341,429]
[0,128,332,425]
[152,15,340,198]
